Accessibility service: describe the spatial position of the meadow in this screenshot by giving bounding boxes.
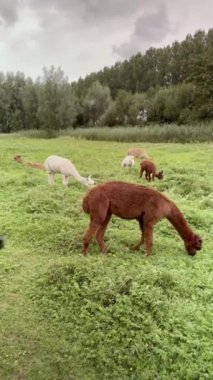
[0,135,212,380]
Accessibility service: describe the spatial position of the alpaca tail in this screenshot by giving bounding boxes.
[82,194,90,214]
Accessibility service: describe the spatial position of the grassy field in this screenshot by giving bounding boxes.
[0,136,212,380]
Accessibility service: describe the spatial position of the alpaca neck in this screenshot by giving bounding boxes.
[68,162,85,183]
[78,175,87,184]
[167,203,194,242]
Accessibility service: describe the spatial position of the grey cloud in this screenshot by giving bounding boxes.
[82,0,147,21]
[113,4,172,58]
[134,5,171,42]
[28,0,146,18]
[0,0,19,25]
[0,0,151,30]
[25,0,149,25]
[113,39,143,59]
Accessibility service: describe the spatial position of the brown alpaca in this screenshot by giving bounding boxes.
[14,155,45,170]
[127,148,149,159]
[82,181,202,257]
[140,159,163,181]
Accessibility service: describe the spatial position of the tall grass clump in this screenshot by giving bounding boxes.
[15,129,59,139]
[59,123,213,143]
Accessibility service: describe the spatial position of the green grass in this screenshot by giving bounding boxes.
[0,136,212,379]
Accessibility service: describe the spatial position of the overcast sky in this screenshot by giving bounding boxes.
[0,0,212,82]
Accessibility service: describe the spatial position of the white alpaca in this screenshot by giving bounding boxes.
[121,155,135,168]
[44,155,95,187]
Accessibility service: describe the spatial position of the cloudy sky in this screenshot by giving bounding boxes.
[0,0,212,82]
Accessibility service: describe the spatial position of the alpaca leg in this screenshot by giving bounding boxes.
[82,192,109,255]
[82,220,100,255]
[62,175,69,186]
[143,224,153,256]
[47,173,55,185]
[96,213,112,254]
[151,173,155,181]
[132,218,144,250]
[140,169,144,178]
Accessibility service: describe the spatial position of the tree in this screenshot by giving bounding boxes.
[83,81,112,125]
[0,72,26,132]
[37,66,78,132]
[128,93,147,125]
[22,78,39,130]
[188,36,213,119]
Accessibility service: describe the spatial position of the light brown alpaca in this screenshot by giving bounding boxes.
[82,181,202,257]
[127,148,149,159]
[140,159,163,181]
[14,155,45,170]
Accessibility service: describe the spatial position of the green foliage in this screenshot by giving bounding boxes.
[147,83,197,124]
[37,66,79,131]
[100,91,148,127]
[22,78,40,130]
[0,136,212,379]
[187,31,213,120]
[0,72,26,132]
[83,80,112,125]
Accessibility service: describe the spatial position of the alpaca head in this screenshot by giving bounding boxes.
[184,234,202,256]
[14,155,23,163]
[126,156,134,166]
[84,175,95,187]
[157,170,164,180]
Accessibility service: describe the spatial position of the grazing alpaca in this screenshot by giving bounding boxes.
[44,155,95,187]
[127,148,149,159]
[14,155,45,170]
[121,155,135,168]
[82,181,202,257]
[140,159,163,181]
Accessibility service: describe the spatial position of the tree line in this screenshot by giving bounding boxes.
[0,29,212,133]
